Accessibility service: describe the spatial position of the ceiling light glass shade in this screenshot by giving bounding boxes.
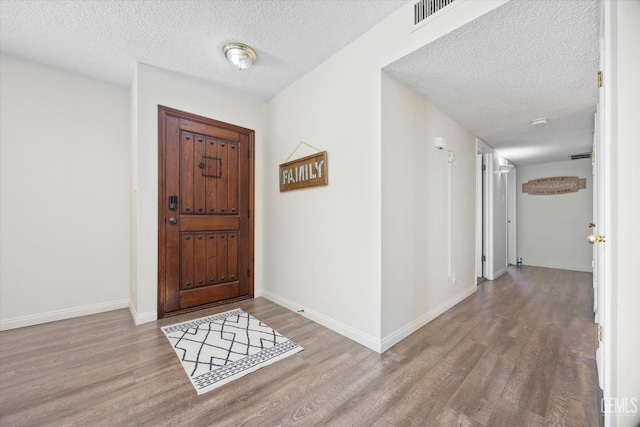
[223,43,257,70]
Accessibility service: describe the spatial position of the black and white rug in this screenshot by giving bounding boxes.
[162,308,303,395]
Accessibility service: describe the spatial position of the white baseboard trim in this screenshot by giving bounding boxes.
[381,285,477,353]
[488,266,508,280]
[260,290,382,353]
[129,301,157,325]
[520,262,592,273]
[0,299,129,331]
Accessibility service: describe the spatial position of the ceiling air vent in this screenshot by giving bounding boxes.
[570,152,592,160]
[414,0,456,25]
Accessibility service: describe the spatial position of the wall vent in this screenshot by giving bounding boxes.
[570,152,592,160]
[414,0,457,25]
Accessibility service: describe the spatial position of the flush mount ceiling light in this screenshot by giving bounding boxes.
[223,42,257,70]
[531,118,548,126]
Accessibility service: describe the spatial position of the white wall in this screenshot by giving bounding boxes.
[262,50,383,349]
[262,1,505,352]
[380,73,477,349]
[130,65,139,310]
[615,1,640,424]
[516,159,593,272]
[0,54,130,330]
[130,64,264,323]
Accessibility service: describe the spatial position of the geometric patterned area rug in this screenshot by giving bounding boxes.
[161,308,303,395]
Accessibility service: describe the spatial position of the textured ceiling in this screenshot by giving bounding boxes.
[0,0,407,102]
[1,0,601,166]
[384,0,600,165]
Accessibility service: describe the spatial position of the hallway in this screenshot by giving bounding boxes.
[0,266,599,426]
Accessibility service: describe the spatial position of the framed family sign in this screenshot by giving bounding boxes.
[279,151,328,192]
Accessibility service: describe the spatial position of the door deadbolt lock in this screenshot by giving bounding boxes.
[169,195,178,211]
[588,222,596,229]
[169,217,177,225]
[587,233,605,244]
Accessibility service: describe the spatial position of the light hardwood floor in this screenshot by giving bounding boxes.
[0,266,600,426]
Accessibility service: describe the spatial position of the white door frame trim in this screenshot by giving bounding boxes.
[476,138,493,280]
[476,152,483,278]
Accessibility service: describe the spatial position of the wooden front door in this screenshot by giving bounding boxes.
[158,106,254,318]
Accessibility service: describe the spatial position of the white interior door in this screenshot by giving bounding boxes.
[506,167,517,266]
[592,111,599,320]
[476,153,483,278]
[593,35,606,391]
[594,105,606,390]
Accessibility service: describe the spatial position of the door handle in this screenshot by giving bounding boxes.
[169,217,177,225]
[589,222,596,228]
[587,233,605,244]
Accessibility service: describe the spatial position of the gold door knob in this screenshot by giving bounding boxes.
[587,234,605,244]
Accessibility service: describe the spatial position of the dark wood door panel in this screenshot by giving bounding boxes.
[179,231,239,290]
[158,106,254,318]
[179,282,240,309]
[180,120,240,142]
[179,132,241,216]
[178,215,239,231]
